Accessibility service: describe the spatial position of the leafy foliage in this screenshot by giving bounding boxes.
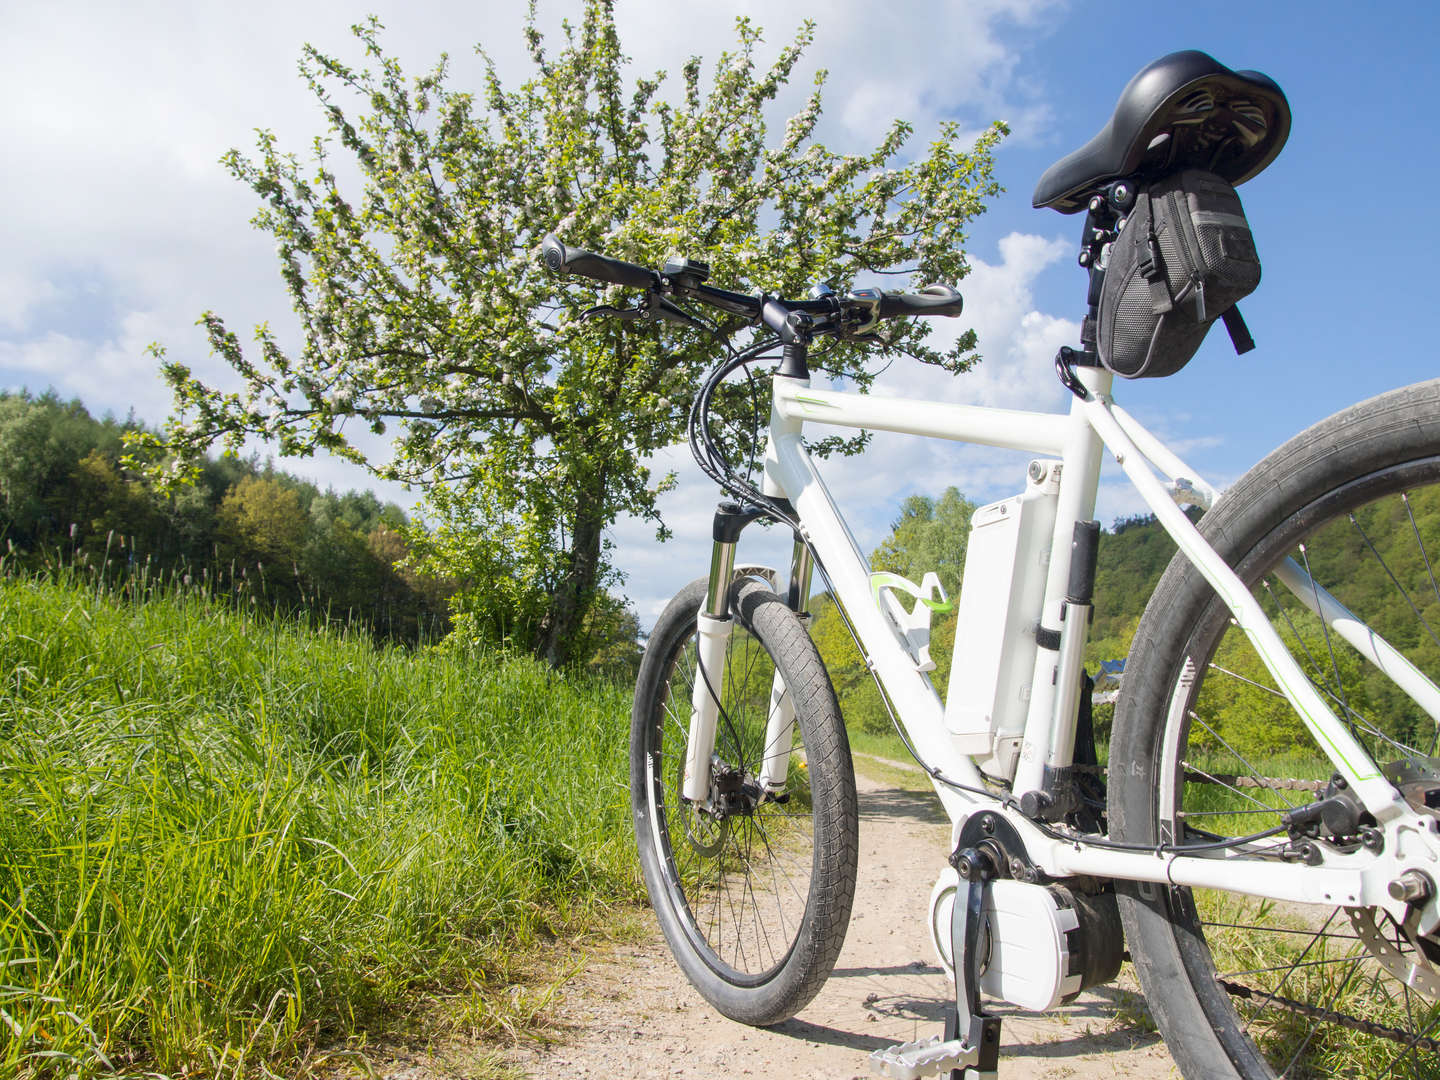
[139,1,1005,665]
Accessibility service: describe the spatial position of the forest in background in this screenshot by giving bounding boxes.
[0,389,451,644]
[0,390,646,679]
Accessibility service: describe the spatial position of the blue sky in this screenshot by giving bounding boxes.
[3,0,1436,625]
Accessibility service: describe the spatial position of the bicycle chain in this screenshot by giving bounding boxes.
[1182,769,1328,793]
[1218,978,1440,1054]
[1072,763,1327,792]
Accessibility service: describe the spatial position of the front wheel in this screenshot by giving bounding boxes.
[1112,379,1440,1078]
[630,575,858,1026]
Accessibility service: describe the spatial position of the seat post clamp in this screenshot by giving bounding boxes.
[1055,346,1097,400]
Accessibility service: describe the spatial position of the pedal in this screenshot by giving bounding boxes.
[867,1035,977,1080]
[873,846,1005,1080]
[948,847,1003,1080]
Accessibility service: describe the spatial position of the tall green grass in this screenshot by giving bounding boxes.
[0,572,637,1077]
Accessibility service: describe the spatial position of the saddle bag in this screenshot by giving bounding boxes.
[1098,169,1261,378]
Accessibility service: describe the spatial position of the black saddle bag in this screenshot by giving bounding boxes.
[1098,169,1260,378]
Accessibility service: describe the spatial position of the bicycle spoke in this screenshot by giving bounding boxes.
[1413,493,1440,757]
[1261,580,1420,760]
[1377,1007,1440,1080]
[1351,512,1440,657]
[747,823,785,970]
[1219,950,1367,982]
[1298,542,1352,721]
[1200,920,1361,943]
[1277,949,1368,1078]
[1180,755,1290,815]
[1403,493,1440,613]
[1233,907,1343,1035]
[1187,709,1298,814]
[1208,659,1288,699]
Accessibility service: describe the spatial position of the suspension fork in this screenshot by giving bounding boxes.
[760,537,814,792]
[684,503,812,805]
[683,525,737,804]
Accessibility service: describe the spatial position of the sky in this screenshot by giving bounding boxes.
[4,0,1439,627]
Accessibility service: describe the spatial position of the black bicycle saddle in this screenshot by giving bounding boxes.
[1033,50,1290,213]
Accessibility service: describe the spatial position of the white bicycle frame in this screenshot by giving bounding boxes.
[686,360,1440,935]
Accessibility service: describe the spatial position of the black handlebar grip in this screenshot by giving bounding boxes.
[877,284,964,318]
[540,234,656,290]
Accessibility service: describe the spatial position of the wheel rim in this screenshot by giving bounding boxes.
[1155,458,1440,1078]
[644,611,817,986]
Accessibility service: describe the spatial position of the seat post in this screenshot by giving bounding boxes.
[1073,182,1137,364]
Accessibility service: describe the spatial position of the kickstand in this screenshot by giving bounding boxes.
[866,847,1002,1080]
[948,847,1002,1080]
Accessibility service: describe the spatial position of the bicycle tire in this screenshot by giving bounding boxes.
[631,575,859,1026]
[1111,378,1440,1079]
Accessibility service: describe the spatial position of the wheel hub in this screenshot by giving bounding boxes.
[712,764,762,818]
[678,759,763,856]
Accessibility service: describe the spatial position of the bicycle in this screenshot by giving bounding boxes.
[544,49,1440,1080]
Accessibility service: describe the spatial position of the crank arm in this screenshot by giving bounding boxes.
[949,847,1002,1080]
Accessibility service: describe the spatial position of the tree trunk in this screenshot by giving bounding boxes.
[538,473,607,668]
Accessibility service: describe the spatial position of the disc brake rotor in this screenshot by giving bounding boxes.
[1348,906,1440,999]
[682,802,727,856]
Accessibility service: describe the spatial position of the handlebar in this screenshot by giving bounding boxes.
[540,233,962,334]
[878,284,964,318]
[541,235,657,291]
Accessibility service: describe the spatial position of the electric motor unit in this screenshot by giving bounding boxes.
[928,869,1123,1012]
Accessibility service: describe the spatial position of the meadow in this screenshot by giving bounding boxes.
[0,569,638,1077]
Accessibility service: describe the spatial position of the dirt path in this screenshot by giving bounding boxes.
[501,766,1181,1080]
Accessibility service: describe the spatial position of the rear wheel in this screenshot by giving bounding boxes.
[630,576,858,1026]
[1112,379,1440,1078]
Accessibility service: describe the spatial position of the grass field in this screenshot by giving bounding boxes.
[0,571,639,1078]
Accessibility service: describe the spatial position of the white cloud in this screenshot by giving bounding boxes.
[0,318,172,420]
[608,0,1063,145]
[0,273,59,333]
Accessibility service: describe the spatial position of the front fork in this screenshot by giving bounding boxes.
[683,505,813,806]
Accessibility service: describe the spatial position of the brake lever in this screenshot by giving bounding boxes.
[579,294,709,331]
[650,294,707,330]
[579,304,647,323]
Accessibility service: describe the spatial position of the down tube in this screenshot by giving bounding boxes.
[765,429,985,819]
